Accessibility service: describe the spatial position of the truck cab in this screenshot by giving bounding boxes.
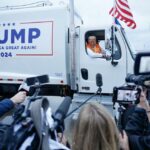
[75,25,135,94]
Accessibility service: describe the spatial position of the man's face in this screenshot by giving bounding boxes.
[88,36,96,47]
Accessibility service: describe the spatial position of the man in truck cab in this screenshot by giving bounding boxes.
[86,35,111,59]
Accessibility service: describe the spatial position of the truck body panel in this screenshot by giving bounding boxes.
[0,6,69,85]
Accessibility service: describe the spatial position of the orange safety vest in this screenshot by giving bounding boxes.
[86,43,102,53]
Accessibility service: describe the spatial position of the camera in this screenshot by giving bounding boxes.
[112,74,150,105]
[113,52,150,135]
[113,85,141,104]
[112,73,150,104]
[126,73,150,88]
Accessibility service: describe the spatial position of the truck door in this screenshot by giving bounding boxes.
[78,27,127,94]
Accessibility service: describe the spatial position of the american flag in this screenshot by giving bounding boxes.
[109,0,136,29]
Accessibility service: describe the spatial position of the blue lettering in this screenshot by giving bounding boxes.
[0,27,40,44]
[11,29,25,43]
[28,28,40,43]
[0,30,8,44]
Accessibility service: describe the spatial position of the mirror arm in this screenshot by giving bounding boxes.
[111,25,118,66]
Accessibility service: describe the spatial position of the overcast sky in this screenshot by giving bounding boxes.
[0,0,150,51]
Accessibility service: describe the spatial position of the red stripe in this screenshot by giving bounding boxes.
[115,9,136,26]
[7,78,13,81]
[0,78,25,82]
[117,0,130,9]
[116,2,133,17]
[109,0,136,29]
[116,7,136,26]
[16,54,52,56]
[17,79,24,82]
[109,7,113,15]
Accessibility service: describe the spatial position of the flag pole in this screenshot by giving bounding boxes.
[111,0,116,65]
[113,0,116,24]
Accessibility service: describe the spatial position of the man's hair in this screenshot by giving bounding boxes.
[88,36,96,40]
[72,102,119,150]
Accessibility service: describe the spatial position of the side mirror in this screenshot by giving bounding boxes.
[105,38,112,50]
[134,52,150,75]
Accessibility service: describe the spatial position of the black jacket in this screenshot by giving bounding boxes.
[125,107,150,150]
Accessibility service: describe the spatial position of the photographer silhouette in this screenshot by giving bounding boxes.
[120,53,150,150]
[125,87,150,150]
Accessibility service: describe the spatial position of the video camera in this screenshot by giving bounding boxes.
[113,52,150,104]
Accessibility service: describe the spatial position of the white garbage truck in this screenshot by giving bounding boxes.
[0,0,135,111]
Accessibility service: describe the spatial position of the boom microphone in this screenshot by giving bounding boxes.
[53,96,72,130]
[96,73,103,87]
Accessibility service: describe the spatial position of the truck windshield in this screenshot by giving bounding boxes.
[120,28,136,59]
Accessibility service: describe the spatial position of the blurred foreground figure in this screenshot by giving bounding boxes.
[72,102,129,150]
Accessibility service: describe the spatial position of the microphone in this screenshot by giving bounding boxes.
[52,96,72,130]
[96,73,103,87]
